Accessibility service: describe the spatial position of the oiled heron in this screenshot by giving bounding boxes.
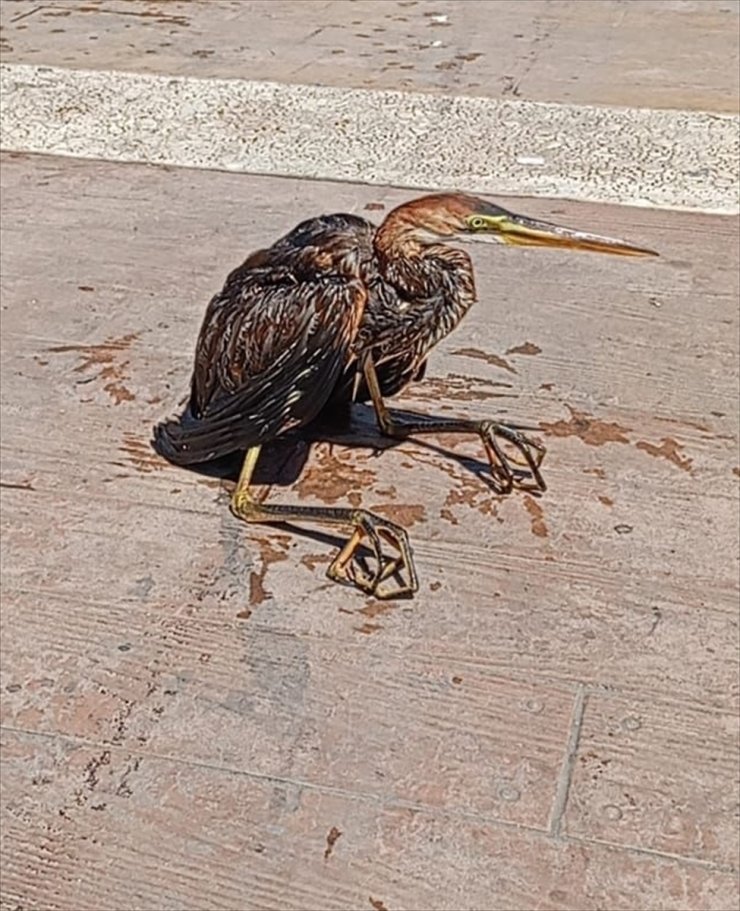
[152,193,656,598]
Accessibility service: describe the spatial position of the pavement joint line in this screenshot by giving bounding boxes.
[548,683,587,838]
[2,722,737,874]
[1,63,738,215]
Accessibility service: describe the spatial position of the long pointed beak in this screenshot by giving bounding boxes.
[493,213,658,257]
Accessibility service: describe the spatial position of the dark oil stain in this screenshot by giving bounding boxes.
[357,601,397,619]
[443,470,498,520]
[250,537,291,606]
[635,438,692,472]
[324,826,342,860]
[300,552,331,572]
[120,434,165,473]
[399,446,498,522]
[598,495,614,507]
[371,502,427,527]
[440,507,459,525]
[506,341,542,356]
[100,365,135,404]
[370,899,389,911]
[297,444,376,506]
[78,285,95,292]
[47,332,138,404]
[452,347,518,375]
[412,372,514,405]
[541,406,630,447]
[523,494,548,537]
[451,676,463,685]
[249,571,268,606]
[196,477,223,489]
[355,622,383,635]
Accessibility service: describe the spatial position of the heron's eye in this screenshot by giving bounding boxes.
[469,216,486,230]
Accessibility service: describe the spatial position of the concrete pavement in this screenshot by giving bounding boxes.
[1,3,738,911]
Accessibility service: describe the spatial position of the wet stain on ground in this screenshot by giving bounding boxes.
[250,537,291,606]
[443,477,499,519]
[506,341,542,356]
[410,372,515,406]
[523,494,548,537]
[452,347,518,375]
[541,406,630,447]
[355,622,383,635]
[297,444,376,507]
[635,437,693,472]
[120,434,165,473]
[324,826,342,860]
[47,332,138,405]
[440,507,459,525]
[300,552,331,572]
[371,503,427,527]
[357,601,398,619]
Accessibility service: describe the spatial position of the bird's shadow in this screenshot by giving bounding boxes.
[180,403,540,556]
[184,403,495,488]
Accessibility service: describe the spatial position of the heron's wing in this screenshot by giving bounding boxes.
[153,273,366,464]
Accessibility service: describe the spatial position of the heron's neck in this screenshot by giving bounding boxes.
[374,222,438,294]
[374,224,474,301]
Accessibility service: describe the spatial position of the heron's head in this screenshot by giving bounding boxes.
[381,192,657,257]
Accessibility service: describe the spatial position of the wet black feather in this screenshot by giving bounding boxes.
[152,206,476,466]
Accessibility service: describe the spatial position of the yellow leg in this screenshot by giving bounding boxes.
[230,445,263,519]
[228,445,418,599]
[362,355,547,494]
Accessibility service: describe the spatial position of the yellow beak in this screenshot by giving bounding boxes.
[474,212,658,258]
[498,215,658,256]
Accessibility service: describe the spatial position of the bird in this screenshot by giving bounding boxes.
[152,192,657,598]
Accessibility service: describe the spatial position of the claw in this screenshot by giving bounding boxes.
[480,421,548,494]
[327,512,419,599]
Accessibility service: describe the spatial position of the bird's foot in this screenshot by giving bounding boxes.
[327,511,419,600]
[479,420,547,495]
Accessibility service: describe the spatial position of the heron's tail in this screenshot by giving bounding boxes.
[151,407,234,466]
